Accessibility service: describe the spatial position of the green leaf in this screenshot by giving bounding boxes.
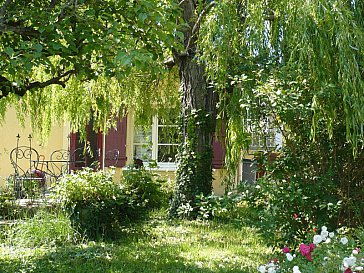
[5,47,14,57]
[138,13,147,23]
[34,44,43,52]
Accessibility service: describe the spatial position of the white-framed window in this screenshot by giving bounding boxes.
[248,118,282,151]
[133,116,178,170]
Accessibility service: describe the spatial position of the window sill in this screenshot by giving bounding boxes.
[122,162,177,172]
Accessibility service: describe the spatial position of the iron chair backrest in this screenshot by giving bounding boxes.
[10,146,45,199]
[10,146,40,176]
[70,147,87,169]
[105,149,120,167]
[49,149,71,178]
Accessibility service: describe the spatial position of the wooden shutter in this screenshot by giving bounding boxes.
[104,116,127,167]
[212,127,226,169]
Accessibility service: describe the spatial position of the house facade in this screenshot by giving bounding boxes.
[0,105,281,194]
[0,109,227,195]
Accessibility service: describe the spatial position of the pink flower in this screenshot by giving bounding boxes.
[309,243,315,251]
[282,246,290,253]
[299,243,313,262]
[293,213,298,219]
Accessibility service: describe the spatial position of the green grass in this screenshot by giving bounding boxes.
[0,212,272,273]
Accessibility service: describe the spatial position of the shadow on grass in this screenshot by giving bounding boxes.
[0,242,252,273]
[0,211,269,273]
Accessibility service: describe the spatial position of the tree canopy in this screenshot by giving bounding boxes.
[0,0,180,139]
[196,0,364,172]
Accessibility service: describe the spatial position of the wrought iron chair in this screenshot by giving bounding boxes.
[69,147,87,170]
[105,149,120,167]
[49,149,72,182]
[10,146,46,199]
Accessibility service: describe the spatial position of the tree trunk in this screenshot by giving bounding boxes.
[169,1,217,218]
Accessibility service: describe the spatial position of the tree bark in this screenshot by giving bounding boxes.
[169,0,217,218]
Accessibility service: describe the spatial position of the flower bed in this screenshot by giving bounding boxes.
[258,226,364,273]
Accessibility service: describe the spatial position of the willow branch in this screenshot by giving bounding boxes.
[184,1,215,55]
[27,69,76,90]
[0,69,77,99]
[0,24,40,38]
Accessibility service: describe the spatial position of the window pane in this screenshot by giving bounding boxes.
[157,145,178,162]
[134,127,152,143]
[133,144,152,161]
[242,159,256,184]
[158,126,178,144]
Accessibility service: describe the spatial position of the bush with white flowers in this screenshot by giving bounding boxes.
[258,226,364,273]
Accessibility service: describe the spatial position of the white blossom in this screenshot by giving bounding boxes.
[313,234,323,244]
[341,237,349,245]
[286,253,294,262]
[343,256,356,268]
[258,265,266,273]
[293,265,301,273]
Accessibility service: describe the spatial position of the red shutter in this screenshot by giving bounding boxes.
[212,127,226,169]
[104,116,127,167]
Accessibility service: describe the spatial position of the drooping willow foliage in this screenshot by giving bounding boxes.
[199,0,364,181]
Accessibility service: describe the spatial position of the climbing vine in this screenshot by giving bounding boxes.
[170,109,214,218]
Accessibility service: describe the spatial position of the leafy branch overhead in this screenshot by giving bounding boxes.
[0,0,180,98]
[0,0,182,138]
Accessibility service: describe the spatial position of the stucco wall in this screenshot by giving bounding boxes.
[0,108,227,195]
[0,107,69,186]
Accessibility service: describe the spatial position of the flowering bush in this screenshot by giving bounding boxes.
[258,226,364,273]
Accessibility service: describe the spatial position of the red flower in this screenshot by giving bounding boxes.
[309,243,315,251]
[299,243,314,262]
[282,246,290,253]
[313,227,317,233]
[293,213,298,219]
[344,268,353,273]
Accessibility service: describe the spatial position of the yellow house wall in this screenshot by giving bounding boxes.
[0,108,228,195]
[0,107,69,186]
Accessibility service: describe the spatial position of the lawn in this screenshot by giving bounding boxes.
[0,212,272,273]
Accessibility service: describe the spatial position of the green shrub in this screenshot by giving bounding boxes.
[122,166,171,209]
[241,150,350,246]
[53,167,169,239]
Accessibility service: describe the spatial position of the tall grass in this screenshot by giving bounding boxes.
[3,209,83,248]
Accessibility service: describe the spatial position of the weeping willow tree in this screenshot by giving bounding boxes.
[196,0,364,183]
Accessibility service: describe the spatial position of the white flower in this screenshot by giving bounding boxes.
[321,226,327,232]
[267,268,276,273]
[293,265,301,273]
[341,237,349,245]
[324,238,331,244]
[258,265,266,273]
[329,232,335,238]
[355,266,364,271]
[286,253,294,262]
[313,234,323,244]
[321,230,329,239]
[343,256,356,268]
[353,249,359,255]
